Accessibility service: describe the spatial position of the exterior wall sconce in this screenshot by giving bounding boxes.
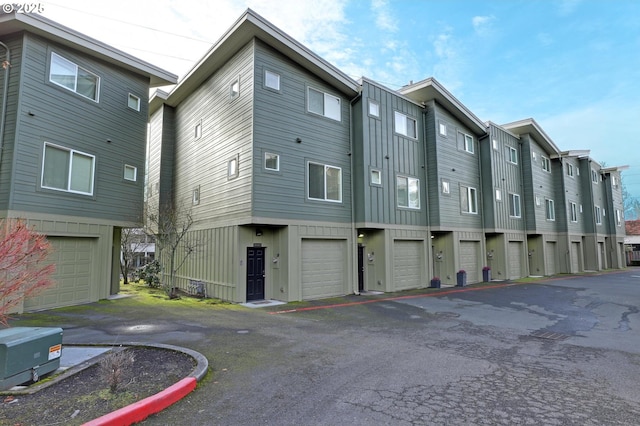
[295,137,302,143]
[256,229,263,236]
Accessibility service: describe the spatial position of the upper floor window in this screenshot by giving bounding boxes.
[616,209,622,226]
[308,162,342,202]
[230,78,240,100]
[508,146,518,164]
[495,188,502,201]
[591,169,598,184]
[368,100,380,118]
[509,193,521,218]
[195,122,202,140]
[49,52,100,102]
[127,93,140,111]
[612,175,618,187]
[595,205,602,224]
[570,202,578,222]
[492,139,499,150]
[545,199,555,221]
[460,132,474,154]
[264,70,280,91]
[439,122,447,137]
[397,175,420,209]
[541,156,551,172]
[394,111,417,138]
[461,185,478,214]
[228,155,239,179]
[371,169,382,185]
[42,142,95,195]
[442,180,450,194]
[566,163,574,177]
[192,186,200,206]
[264,152,279,171]
[124,164,137,181]
[308,87,341,121]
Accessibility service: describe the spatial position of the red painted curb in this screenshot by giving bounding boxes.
[83,377,197,426]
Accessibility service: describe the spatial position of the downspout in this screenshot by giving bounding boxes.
[0,41,10,174]
[349,90,361,295]
[422,107,433,280]
[477,130,489,276]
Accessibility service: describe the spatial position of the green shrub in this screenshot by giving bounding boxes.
[135,260,161,288]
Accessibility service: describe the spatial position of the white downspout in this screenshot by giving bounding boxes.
[0,41,11,173]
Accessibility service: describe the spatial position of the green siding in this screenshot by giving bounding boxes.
[521,135,557,232]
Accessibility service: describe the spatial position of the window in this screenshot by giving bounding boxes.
[461,186,478,214]
[369,100,380,118]
[192,186,200,206]
[397,176,420,209]
[612,175,618,187]
[508,146,518,164]
[49,52,99,101]
[509,193,521,218]
[545,199,555,221]
[264,153,279,171]
[308,162,342,202]
[228,156,239,179]
[535,194,542,207]
[570,202,578,222]
[495,188,502,201]
[308,87,341,121]
[264,70,280,91]
[441,180,450,194]
[371,169,381,185]
[595,206,602,225]
[230,79,240,99]
[566,163,574,177]
[591,169,598,183]
[616,209,622,226]
[42,143,95,195]
[492,139,498,150]
[462,133,474,154]
[124,164,137,181]
[394,111,417,138]
[532,152,537,161]
[542,156,551,172]
[127,93,140,111]
[195,122,202,140]
[439,122,447,136]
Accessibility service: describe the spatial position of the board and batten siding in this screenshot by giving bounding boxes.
[9,33,149,225]
[172,40,255,227]
[521,135,557,233]
[562,157,585,235]
[252,41,352,223]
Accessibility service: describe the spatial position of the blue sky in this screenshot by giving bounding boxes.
[45,0,640,213]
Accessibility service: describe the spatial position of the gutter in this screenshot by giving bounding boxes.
[0,41,9,175]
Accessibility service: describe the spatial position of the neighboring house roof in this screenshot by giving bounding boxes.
[398,77,486,137]
[0,12,177,87]
[626,220,640,235]
[501,118,561,156]
[150,8,360,113]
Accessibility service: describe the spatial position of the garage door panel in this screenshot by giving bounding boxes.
[394,240,422,291]
[545,242,557,276]
[460,241,479,284]
[508,242,523,279]
[302,239,346,300]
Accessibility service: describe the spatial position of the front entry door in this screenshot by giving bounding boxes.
[246,247,265,301]
[358,245,365,293]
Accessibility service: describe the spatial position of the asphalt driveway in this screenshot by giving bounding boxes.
[12,269,640,425]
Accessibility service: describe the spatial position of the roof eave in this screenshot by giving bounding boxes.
[502,118,560,156]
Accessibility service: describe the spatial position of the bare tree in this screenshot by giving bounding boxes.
[0,219,56,325]
[145,199,198,298]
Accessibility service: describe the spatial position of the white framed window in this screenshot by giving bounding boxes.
[495,188,502,201]
[461,186,478,214]
[192,186,200,206]
[595,205,602,225]
[535,194,542,207]
[612,175,618,187]
[127,93,140,111]
[591,169,598,183]
[439,122,447,136]
[228,155,239,179]
[616,209,622,226]
[532,151,537,161]
[264,152,279,171]
[567,163,574,177]
[230,78,240,100]
[195,122,202,140]
[371,169,382,185]
[545,199,555,221]
[369,100,380,118]
[508,146,518,164]
[397,175,420,209]
[308,162,342,202]
[442,180,450,194]
[42,142,95,195]
[394,111,417,138]
[459,132,474,154]
[308,87,341,121]
[264,70,280,91]
[509,193,521,218]
[124,164,137,181]
[49,52,100,101]
[542,156,551,172]
[570,202,578,222]
[492,139,498,150]
[580,204,583,213]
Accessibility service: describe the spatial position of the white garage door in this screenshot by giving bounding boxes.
[571,242,581,273]
[545,242,557,276]
[508,242,524,279]
[459,241,479,284]
[393,240,422,291]
[302,239,346,300]
[24,237,94,311]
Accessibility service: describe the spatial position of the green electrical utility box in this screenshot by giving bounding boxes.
[0,327,63,391]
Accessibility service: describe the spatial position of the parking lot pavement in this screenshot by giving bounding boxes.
[18,269,640,425]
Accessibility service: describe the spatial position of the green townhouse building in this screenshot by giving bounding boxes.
[147,9,626,304]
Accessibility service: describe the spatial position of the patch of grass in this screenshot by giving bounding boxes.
[78,388,138,407]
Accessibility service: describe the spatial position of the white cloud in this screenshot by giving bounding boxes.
[371,0,398,32]
[431,29,465,92]
[472,15,495,36]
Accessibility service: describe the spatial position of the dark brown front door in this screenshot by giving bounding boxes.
[246,247,265,301]
[358,245,365,293]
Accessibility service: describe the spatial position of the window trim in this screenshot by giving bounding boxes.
[509,193,522,218]
[495,188,502,201]
[124,164,137,182]
[591,169,599,184]
[307,86,341,121]
[595,205,602,225]
[127,93,140,111]
[307,161,343,203]
[439,121,447,137]
[368,99,380,118]
[396,175,420,209]
[461,185,478,214]
[264,70,281,92]
[228,155,239,180]
[394,111,417,139]
[264,152,280,171]
[545,199,555,221]
[616,209,622,226]
[441,180,450,195]
[570,202,578,223]
[541,156,551,172]
[49,52,100,102]
[370,168,382,186]
[507,146,518,164]
[463,133,474,154]
[566,163,574,178]
[195,121,202,140]
[230,77,240,100]
[41,142,95,196]
[192,186,200,206]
